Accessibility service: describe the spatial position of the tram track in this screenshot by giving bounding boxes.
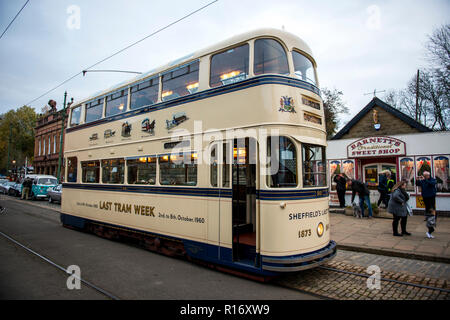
[0,230,121,300]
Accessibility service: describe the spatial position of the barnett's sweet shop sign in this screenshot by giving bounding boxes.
[347,136,406,158]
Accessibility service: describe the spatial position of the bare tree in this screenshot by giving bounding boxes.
[322,88,349,138]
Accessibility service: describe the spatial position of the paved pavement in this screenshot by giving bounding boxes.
[330,212,450,263]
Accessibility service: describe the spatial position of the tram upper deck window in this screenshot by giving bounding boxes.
[161,61,199,102]
[254,38,289,75]
[292,51,317,86]
[210,44,249,88]
[82,161,100,183]
[159,152,197,186]
[70,106,81,126]
[302,144,326,187]
[127,156,156,185]
[130,77,159,110]
[267,136,298,188]
[85,98,104,123]
[102,158,125,184]
[105,90,128,117]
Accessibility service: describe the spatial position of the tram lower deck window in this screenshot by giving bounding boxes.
[67,157,78,182]
[159,153,197,186]
[302,144,326,187]
[102,159,125,184]
[82,161,100,183]
[127,157,156,185]
[267,136,298,188]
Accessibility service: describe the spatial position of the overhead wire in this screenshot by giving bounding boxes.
[25,0,219,106]
[0,0,31,40]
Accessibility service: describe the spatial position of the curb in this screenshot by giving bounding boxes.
[336,243,450,264]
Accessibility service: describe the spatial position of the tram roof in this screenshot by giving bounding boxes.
[72,28,315,107]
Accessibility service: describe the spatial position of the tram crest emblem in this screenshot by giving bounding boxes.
[104,129,116,139]
[141,118,155,135]
[121,122,132,137]
[279,96,296,113]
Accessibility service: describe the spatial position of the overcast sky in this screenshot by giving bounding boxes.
[0,0,448,128]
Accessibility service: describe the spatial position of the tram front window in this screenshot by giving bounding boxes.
[292,50,317,86]
[267,136,298,188]
[254,38,289,75]
[302,144,326,187]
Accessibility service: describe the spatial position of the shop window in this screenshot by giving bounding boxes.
[302,144,326,187]
[130,77,159,110]
[364,165,378,190]
[267,137,298,188]
[105,90,128,117]
[329,160,341,191]
[342,160,355,180]
[292,50,317,86]
[127,157,157,185]
[434,156,450,193]
[67,157,78,183]
[400,157,415,191]
[82,161,100,183]
[416,157,432,177]
[101,159,125,184]
[85,98,104,123]
[161,61,199,101]
[159,152,197,186]
[254,38,289,75]
[210,44,249,88]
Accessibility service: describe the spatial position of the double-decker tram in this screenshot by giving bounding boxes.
[61,28,336,277]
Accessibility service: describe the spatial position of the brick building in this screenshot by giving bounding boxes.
[327,97,450,212]
[33,108,68,180]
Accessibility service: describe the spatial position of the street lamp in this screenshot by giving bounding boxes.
[57,92,73,183]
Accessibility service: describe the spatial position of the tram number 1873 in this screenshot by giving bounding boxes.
[299,229,312,238]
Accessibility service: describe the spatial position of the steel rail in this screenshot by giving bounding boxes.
[0,230,121,300]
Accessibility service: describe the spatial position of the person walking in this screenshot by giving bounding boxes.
[348,179,373,218]
[333,173,347,208]
[425,209,436,239]
[388,180,411,236]
[21,177,31,200]
[416,171,437,220]
[377,170,390,208]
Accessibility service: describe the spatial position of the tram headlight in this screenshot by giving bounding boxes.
[317,222,324,237]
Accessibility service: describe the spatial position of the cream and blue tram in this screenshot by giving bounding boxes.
[61,28,336,276]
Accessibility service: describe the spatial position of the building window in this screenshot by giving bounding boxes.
[416,157,432,178]
[105,90,128,117]
[85,98,104,123]
[127,156,157,185]
[43,138,46,155]
[54,135,57,154]
[101,159,125,184]
[161,61,199,102]
[433,156,450,193]
[292,50,317,86]
[267,136,298,188]
[82,161,100,183]
[48,136,51,155]
[159,152,197,186]
[302,144,326,187]
[210,44,249,88]
[342,160,355,180]
[254,38,289,76]
[130,77,159,110]
[38,139,41,156]
[70,106,81,126]
[67,157,78,183]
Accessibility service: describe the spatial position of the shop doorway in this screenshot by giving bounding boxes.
[362,162,397,203]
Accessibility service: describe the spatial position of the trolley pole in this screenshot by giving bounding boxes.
[57,92,67,183]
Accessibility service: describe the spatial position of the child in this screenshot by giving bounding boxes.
[425,209,436,239]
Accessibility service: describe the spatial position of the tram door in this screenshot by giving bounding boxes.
[232,138,258,266]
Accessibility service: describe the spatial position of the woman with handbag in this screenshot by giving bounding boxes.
[387,180,412,237]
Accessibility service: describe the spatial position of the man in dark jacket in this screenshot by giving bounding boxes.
[377,170,390,208]
[21,177,32,200]
[416,171,437,219]
[333,173,347,208]
[348,179,373,218]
